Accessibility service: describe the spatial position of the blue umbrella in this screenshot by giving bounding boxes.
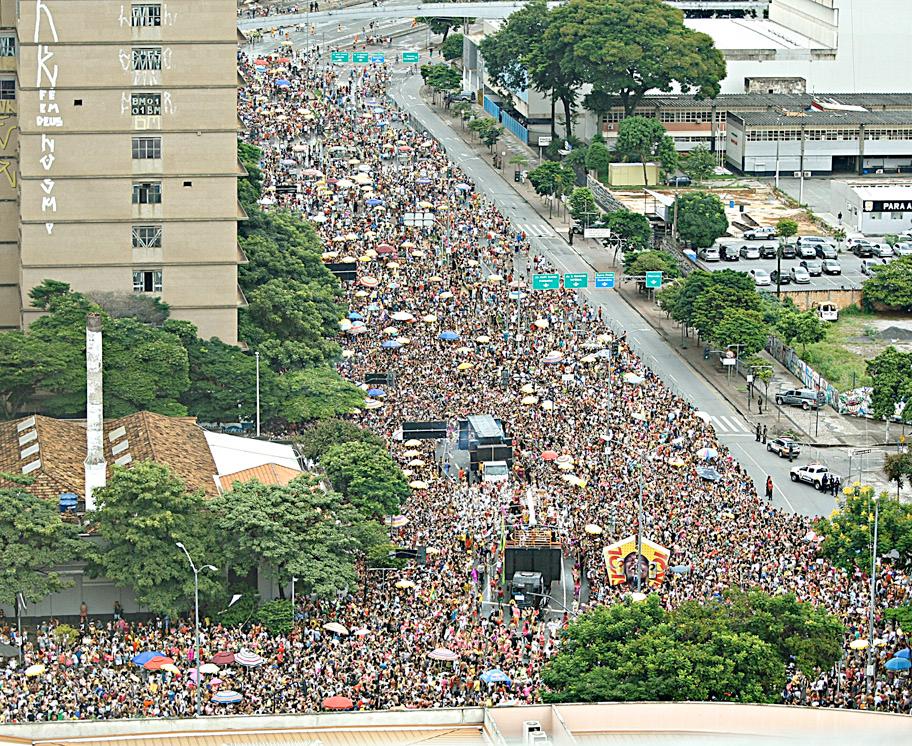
[896,648,911,660]
[885,657,911,671]
[366,198,384,206]
[275,79,291,88]
[367,388,386,397]
[348,311,364,320]
[454,183,471,191]
[696,466,721,482]
[439,331,460,341]
[480,669,512,685]
[416,177,432,185]
[381,340,402,350]
[131,651,165,666]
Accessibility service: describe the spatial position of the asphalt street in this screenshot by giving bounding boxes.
[390,73,840,518]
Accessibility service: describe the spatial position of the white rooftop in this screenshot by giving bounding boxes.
[203,430,301,475]
[685,18,822,51]
[845,183,912,200]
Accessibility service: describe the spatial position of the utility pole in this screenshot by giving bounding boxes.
[176,543,216,717]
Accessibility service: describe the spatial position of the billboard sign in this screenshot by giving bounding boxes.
[603,535,671,589]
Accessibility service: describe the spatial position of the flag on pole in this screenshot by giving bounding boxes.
[227,594,243,608]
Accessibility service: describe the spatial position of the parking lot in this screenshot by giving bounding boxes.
[695,237,899,290]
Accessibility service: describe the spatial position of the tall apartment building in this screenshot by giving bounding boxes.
[0,0,243,343]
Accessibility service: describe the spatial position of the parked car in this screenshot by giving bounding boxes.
[446,91,475,103]
[776,388,825,410]
[770,269,791,285]
[848,239,875,257]
[893,242,912,256]
[750,268,771,286]
[759,244,778,259]
[767,437,800,458]
[742,226,777,240]
[800,259,823,276]
[698,247,721,262]
[720,244,740,262]
[666,175,692,187]
[873,243,895,258]
[739,244,761,260]
[821,258,842,275]
[796,235,834,252]
[790,463,841,490]
[815,244,838,259]
[780,243,797,259]
[817,302,838,322]
[790,266,811,284]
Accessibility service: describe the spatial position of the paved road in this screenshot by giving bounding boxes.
[390,73,838,518]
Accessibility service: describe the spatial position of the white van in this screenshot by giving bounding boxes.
[481,460,510,484]
[817,303,838,322]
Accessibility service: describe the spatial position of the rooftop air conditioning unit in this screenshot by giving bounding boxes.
[529,732,551,746]
[523,721,542,746]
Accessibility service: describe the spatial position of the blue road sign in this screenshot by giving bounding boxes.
[595,272,615,289]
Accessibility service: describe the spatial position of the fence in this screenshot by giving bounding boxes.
[482,96,529,144]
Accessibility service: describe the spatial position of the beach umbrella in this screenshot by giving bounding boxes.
[563,474,586,487]
[581,354,598,364]
[353,627,370,636]
[211,651,235,665]
[403,450,420,458]
[367,388,386,397]
[557,461,574,471]
[480,669,512,686]
[543,351,563,365]
[696,466,722,482]
[849,639,868,650]
[533,318,550,329]
[391,311,414,322]
[161,663,181,676]
[235,650,264,668]
[390,514,409,528]
[896,649,911,660]
[695,447,718,460]
[476,335,491,344]
[428,647,459,662]
[886,657,911,671]
[542,400,554,411]
[25,664,45,677]
[487,274,503,283]
[381,340,401,350]
[521,395,539,405]
[360,276,379,288]
[426,547,441,555]
[584,524,603,535]
[439,331,460,341]
[401,469,414,477]
[382,326,399,335]
[457,362,474,371]
[555,454,573,465]
[376,243,395,253]
[408,459,426,467]
[669,458,686,468]
[212,690,243,704]
[395,579,416,589]
[275,79,291,88]
[409,480,429,490]
[366,198,384,206]
[199,663,220,675]
[693,411,711,424]
[455,183,471,191]
[508,291,527,300]
[521,384,536,395]
[364,400,384,410]
[322,696,354,710]
[422,314,438,323]
[131,651,166,666]
[541,450,558,461]
[623,372,645,385]
[437,291,453,299]
[144,655,174,671]
[404,439,422,447]
[428,275,444,283]
[347,311,364,320]
[323,622,350,636]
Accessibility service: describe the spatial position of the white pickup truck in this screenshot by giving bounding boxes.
[789,464,840,490]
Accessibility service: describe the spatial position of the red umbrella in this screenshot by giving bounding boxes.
[322,696,354,710]
[143,655,174,671]
[211,651,235,666]
[541,450,558,462]
[376,245,395,254]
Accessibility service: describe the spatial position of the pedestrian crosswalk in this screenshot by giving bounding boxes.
[515,222,556,238]
[710,415,753,436]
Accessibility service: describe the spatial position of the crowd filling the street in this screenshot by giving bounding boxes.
[0,45,911,722]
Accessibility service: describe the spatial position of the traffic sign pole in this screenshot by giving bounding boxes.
[563,273,588,289]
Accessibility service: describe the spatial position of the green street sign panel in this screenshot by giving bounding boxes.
[645,271,663,289]
[532,273,560,290]
[330,51,350,63]
[563,272,588,289]
[353,52,369,63]
[402,51,420,63]
[595,272,615,289]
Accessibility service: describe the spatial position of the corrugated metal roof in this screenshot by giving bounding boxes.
[733,109,912,127]
[619,93,912,111]
[218,462,303,492]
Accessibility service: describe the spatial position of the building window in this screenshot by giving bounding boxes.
[131,92,161,116]
[132,182,162,204]
[132,225,162,248]
[133,270,163,293]
[0,78,14,101]
[131,47,162,71]
[132,137,161,159]
[131,4,162,27]
[0,35,15,57]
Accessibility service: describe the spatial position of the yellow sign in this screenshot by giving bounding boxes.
[603,535,671,589]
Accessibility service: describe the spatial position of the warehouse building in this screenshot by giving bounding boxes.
[831,181,912,235]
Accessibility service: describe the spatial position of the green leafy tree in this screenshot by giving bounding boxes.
[256,599,294,635]
[675,190,729,248]
[884,452,912,499]
[321,442,409,519]
[866,347,912,423]
[276,368,365,424]
[692,285,761,340]
[297,418,385,462]
[862,256,912,312]
[681,144,716,184]
[467,117,504,151]
[28,279,73,310]
[585,140,611,179]
[542,595,787,704]
[776,218,799,241]
[614,116,678,185]
[0,331,67,418]
[0,483,83,606]
[87,462,224,617]
[421,63,463,99]
[815,485,912,571]
[213,475,386,602]
[600,209,652,251]
[568,187,599,225]
[528,161,576,198]
[441,33,464,61]
[626,250,680,279]
[776,308,826,355]
[237,141,264,209]
[712,308,770,356]
[550,0,725,116]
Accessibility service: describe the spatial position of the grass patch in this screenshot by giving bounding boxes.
[796,306,878,391]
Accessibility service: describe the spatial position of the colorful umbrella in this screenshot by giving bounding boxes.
[323,622,349,636]
[211,651,235,666]
[212,690,243,704]
[234,650,264,668]
[428,647,459,662]
[322,696,354,710]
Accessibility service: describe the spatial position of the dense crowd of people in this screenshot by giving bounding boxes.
[0,44,910,722]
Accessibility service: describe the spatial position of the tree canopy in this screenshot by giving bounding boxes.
[681,144,716,184]
[614,116,679,183]
[862,256,912,312]
[866,346,912,423]
[297,418,385,462]
[675,191,729,248]
[321,442,410,519]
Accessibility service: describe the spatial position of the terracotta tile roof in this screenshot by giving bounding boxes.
[218,462,303,493]
[0,411,219,501]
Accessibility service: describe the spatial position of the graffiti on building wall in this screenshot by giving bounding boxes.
[0,160,15,189]
[34,0,61,236]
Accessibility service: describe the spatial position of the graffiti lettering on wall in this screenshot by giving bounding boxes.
[35,0,60,236]
[0,160,15,189]
[119,90,175,130]
[118,47,172,87]
[118,3,177,28]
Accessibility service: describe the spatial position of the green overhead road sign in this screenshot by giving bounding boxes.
[330,51,350,63]
[353,52,369,63]
[532,273,560,290]
[645,271,663,289]
[402,51,420,63]
[563,273,588,289]
[595,272,615,289]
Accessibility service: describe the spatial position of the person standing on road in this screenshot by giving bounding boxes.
[758,396,764,415]
[762,425,767,444]
[765,476,774,500]
[756,424,762,442]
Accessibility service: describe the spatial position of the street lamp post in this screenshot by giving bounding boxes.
[176,542,217,717]
[637,476,644,594]
[866,493,880,695]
